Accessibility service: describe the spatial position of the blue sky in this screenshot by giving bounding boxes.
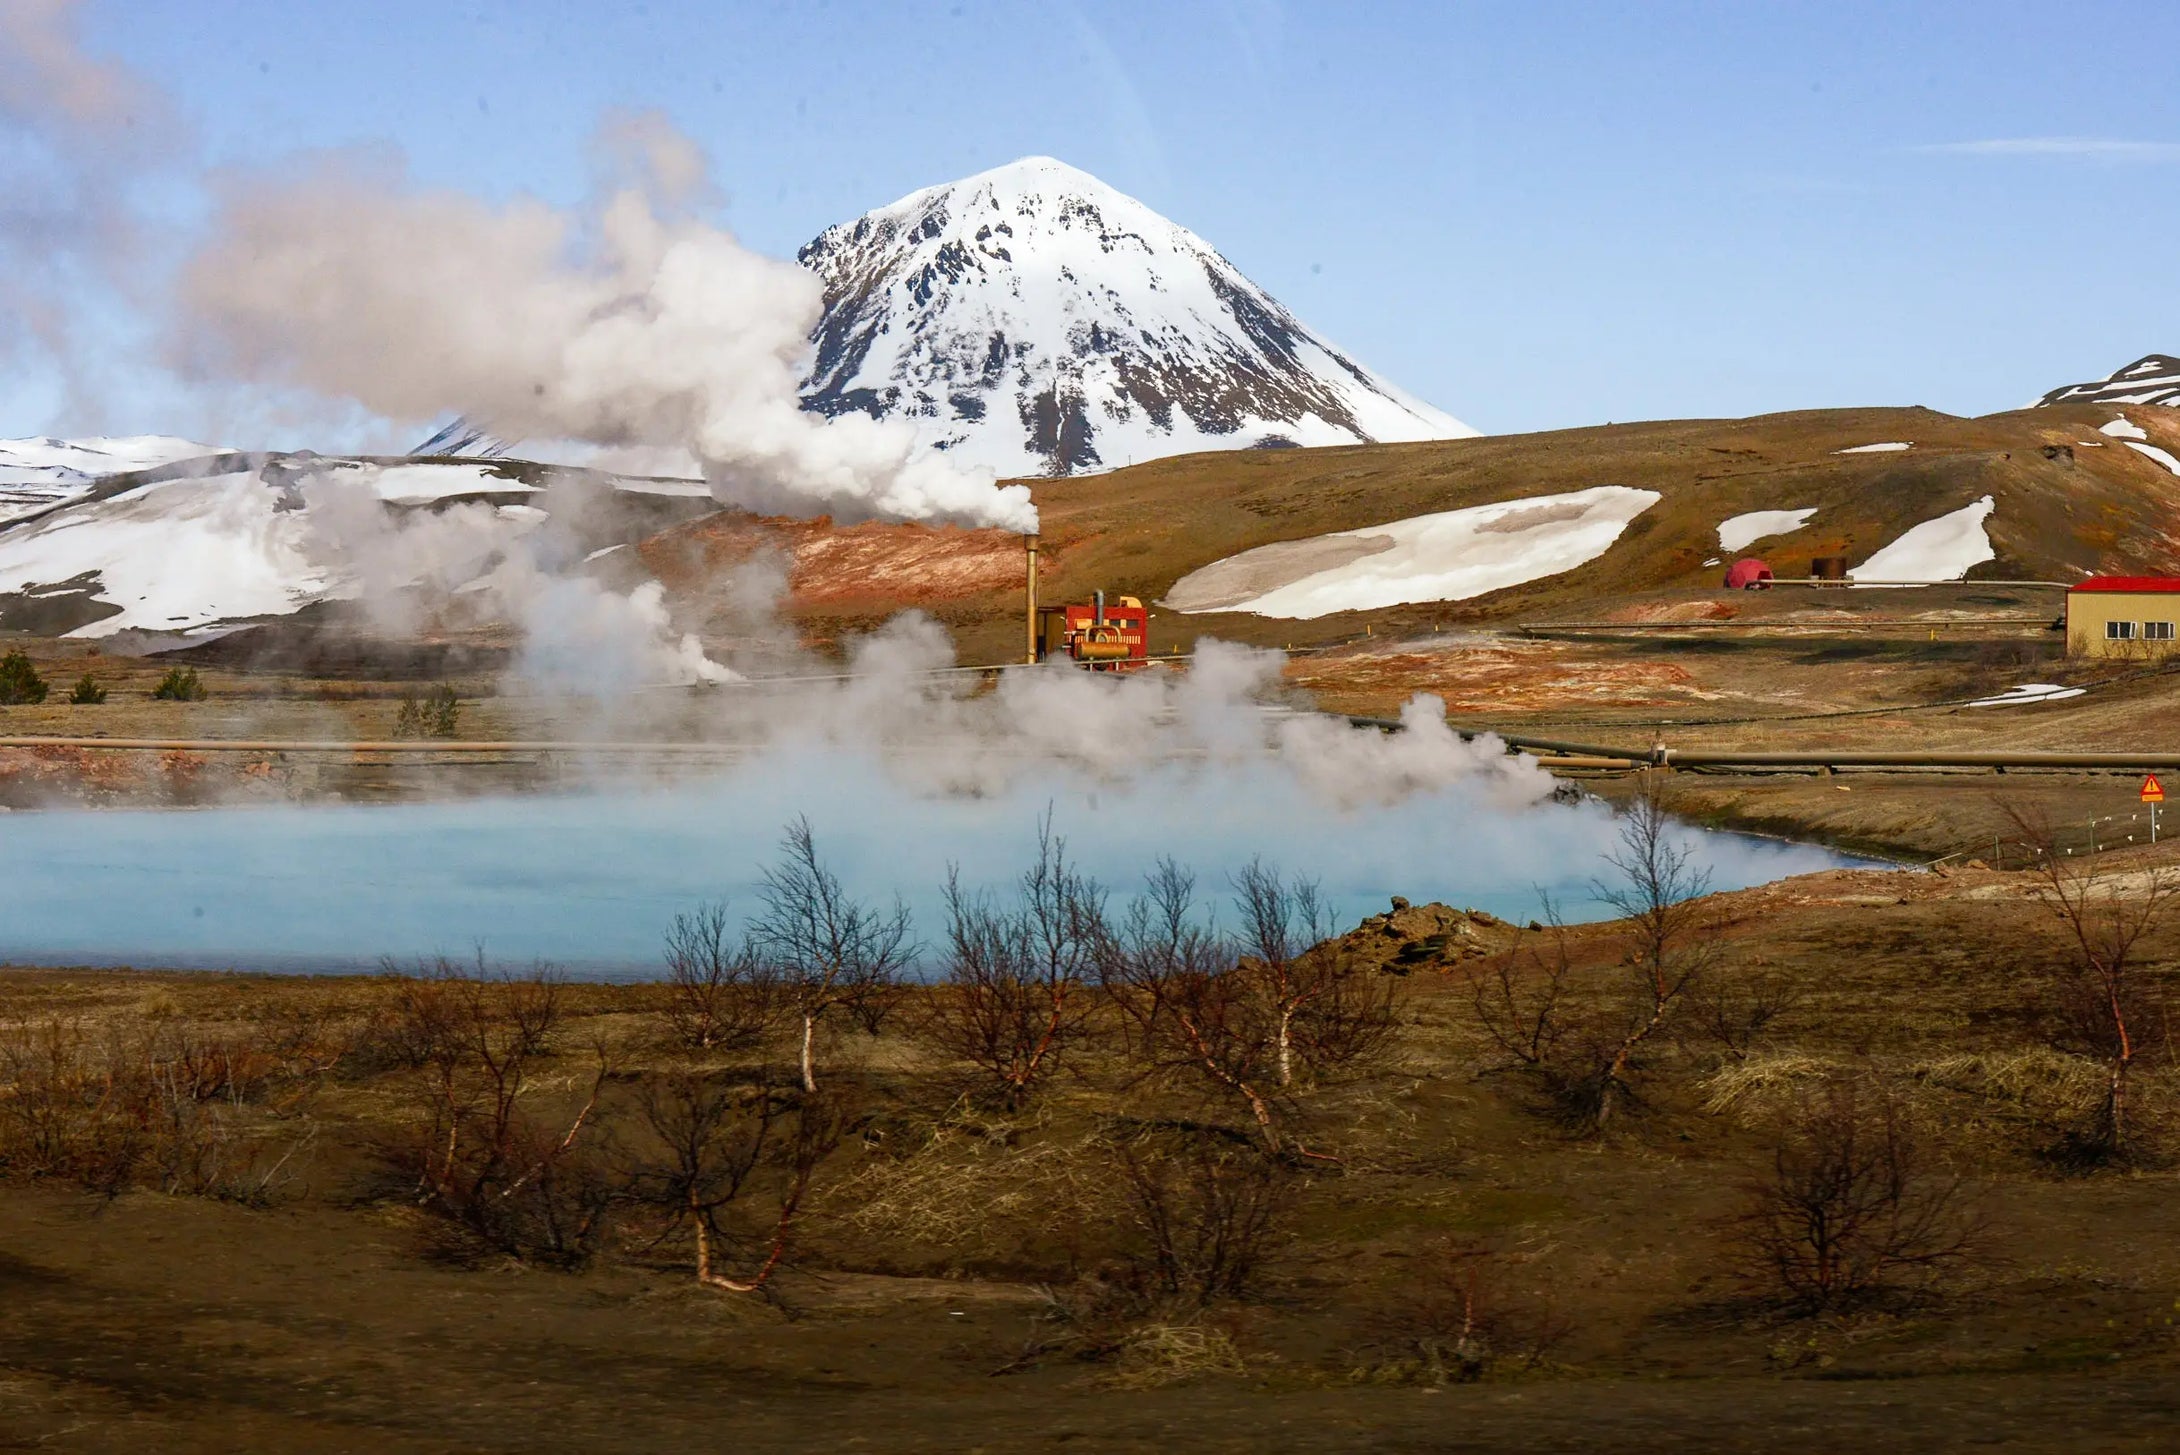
[17,0,2180,439]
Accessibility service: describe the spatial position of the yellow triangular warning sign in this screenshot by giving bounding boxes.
[2143,774,2165,803]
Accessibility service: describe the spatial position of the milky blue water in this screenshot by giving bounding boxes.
[0,752,1872,978]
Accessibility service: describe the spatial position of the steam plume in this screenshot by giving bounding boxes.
[173,115,1037,532]
[0,0,178,425]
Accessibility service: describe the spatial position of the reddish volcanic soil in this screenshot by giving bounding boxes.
[640,513,1043,614]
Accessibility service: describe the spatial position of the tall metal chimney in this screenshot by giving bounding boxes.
[1024,534,1040,664]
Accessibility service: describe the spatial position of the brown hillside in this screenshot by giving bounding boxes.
[645,404,2180,664]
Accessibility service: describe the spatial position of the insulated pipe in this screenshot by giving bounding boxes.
[1654,749,2180,769]
[1343,718,2180,772]
[0,737,755,755]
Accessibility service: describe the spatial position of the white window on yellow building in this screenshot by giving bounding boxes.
[2149,621,2177,641]
[2108,620,2138,640]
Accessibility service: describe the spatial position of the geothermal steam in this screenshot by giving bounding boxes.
[293,469,732,689]
[174,113,1036,533]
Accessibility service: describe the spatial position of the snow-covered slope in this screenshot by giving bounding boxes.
[797,156,1475,477]
[0,455,577,638]
[1164,486,1659,620]
[1849,496,1996,584]
[0,435,228,523]
[1717,507,1816,554]
[2039,355,2180,410]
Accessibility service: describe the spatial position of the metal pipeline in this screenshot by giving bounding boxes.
[1343,717,2180,772]
[0,737,753,755]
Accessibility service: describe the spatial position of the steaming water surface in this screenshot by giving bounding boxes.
[2,752,1873,976]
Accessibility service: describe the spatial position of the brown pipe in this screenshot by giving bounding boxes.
[1025,533,1040,665]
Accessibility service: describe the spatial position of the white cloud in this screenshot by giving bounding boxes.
[1918,137,2180,162]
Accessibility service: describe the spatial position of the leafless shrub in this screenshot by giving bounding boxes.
[0,1019,145,1193]
[1104,1125,1299,1305]
[1363,1235,1569,1383]
[1462,784,1718,1136]
[1461,911,1599,1127]
[1096,859,1399,1156]
[382,960,614,1265]
[750,816,915,1092]
[1731,1080,1984,1314]
[1684,961,1802,1063]
[0,1016,323,1202]
[354,952,557,1074]
[616,1068,846,1294]
[926,815,1102,1109]
[1585,775,1717,1130]
[2003,802,2180,1166]
[659,902,779,1052]
[1230,860,1404,1089]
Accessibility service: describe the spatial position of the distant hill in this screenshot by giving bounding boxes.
[637,401,2180,663]
[16,401,2180,654]
[2038,355,2180,410]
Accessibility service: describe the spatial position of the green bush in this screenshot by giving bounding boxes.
[394,683,461,739]
[0,650,48,705]
[151,666,208,702]
[67,673,106,705]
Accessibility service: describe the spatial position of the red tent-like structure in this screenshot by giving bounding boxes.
[1724,559,1774,590]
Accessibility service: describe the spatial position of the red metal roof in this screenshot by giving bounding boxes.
[2070,576,2180,593]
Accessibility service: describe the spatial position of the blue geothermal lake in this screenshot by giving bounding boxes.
[0,754,1873,977]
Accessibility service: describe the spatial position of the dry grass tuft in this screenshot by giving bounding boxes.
[837,1114,1100,1250]
[1103,1322,1248,1388]
[1700,1054,1840,1118]
[1914,1049,2107,1111]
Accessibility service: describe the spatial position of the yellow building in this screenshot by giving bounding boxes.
[2066,577,2180,658]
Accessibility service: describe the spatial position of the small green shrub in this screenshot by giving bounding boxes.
[393,682,461,739]
[67,673,107,705]
[0,650,48,705]
[151,666,208,702]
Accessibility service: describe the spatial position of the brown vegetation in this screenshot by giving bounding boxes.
[8,807,2180,1448]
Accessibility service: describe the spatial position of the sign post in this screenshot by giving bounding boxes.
[2144,774,2166,842]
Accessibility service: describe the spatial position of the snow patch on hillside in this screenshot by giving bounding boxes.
[1849,496,1995,584]
[1968,683,2085,708]
[1834,441,1911,454]
[2101,416,2147,440]
[2125,441,2180,476]
[1718,507,1816,554]
[1166,486,1660,620]
[324,460,534,502]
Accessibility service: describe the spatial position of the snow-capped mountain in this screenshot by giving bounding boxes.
[798,156,1475,477]
[413,156,1474,478]
[2039,355,2180,410]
